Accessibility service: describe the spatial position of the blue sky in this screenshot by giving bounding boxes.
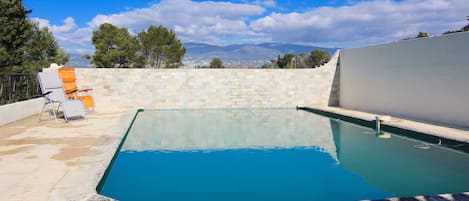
[24,0,469,54]
[25,0,357,26]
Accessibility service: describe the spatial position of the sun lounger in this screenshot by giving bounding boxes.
[58,67,95,110]
[38,71,86,122]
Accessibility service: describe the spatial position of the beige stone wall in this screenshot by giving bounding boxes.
[74,52,339,110]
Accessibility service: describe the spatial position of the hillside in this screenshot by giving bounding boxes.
[68,43,337,68]
[183,42,337,68]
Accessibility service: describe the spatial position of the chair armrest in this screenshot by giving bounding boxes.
[42,91,52,97]
[65,89,78,94]
[42,91,54,103]
[78,88,93,93]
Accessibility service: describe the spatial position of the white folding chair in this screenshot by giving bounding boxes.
[38,72,86,122]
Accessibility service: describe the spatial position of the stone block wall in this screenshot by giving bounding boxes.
[74,52,339,110]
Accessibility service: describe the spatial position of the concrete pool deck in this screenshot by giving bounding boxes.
[0,108,134,201]
[299,106,469,143]
[0,106,468,201]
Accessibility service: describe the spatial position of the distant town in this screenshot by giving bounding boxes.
[68,42,337,68]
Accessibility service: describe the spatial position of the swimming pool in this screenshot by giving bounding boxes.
[98,109,469,201]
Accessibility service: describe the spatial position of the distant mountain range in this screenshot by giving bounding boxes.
[68,43,338,68]
[184,42,337,68]
[67,54,92,68]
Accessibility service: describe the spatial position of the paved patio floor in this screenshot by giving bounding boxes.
[0,109,134,201]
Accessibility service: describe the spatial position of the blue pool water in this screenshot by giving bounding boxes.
[98,109,469,201]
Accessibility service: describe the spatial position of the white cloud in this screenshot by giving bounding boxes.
[32,17,78,33]
[263,0,277,7]
[31,17,93,54]
[31,17,51,28]
[246,0,277,8]
[37,0,469,53]
[51,17,77,32]
[250,0,469,47]
[88,0,265,34]
[32,0,267,53]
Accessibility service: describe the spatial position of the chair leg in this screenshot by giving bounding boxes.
[52,104,58,122]
[39,103,47,122]
[58,103,71,123]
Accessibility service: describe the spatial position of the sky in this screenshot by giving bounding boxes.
[24,0,469,54]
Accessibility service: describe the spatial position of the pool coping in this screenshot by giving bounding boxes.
[83,109,142,201]
[298,105,469,201]
[297,106,469,144]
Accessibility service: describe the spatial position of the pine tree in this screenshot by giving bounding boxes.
[20,23,69,73]
[310,50,331,67]
[417,32,429,38]
[0,0,31,72]
[209,58,224,68]
[137,25,186,68]
[91,23,139,68]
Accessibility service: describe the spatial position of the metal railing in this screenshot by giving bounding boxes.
[0,73,41,105]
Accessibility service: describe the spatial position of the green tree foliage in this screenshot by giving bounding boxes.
[82,54,92,60]
[296,53,313,68]
[55,48,69,65]
[417,32,429,38]
[261,63,273,68]
[310,50,331,67]
[275,54,293,68]
[275,55,284,68]
[91,23,140,68]
[209,57,224,68]
[0,0,31,72]
[283,53,297,68]
[463,24,469,32]
[403,31,429,40]
[0,0,68,73]
[137,25,186,68]
[20,23,69,73]
[267,49,331,69]
[443,17,469,35]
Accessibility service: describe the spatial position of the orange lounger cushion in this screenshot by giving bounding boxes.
[58,68,76,82]
[77,95,95,109]
[58,67,95,109]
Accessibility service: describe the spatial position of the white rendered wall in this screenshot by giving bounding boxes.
[340,32,469,128]
[0,98,44,125]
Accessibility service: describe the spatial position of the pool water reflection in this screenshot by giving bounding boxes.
[98,109,469,201]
